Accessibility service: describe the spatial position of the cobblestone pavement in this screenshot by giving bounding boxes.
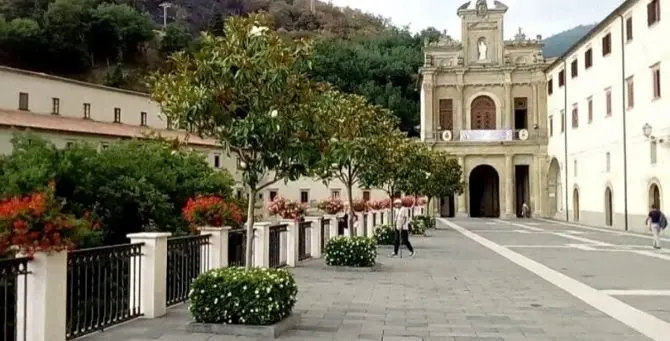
[80,218,657,341]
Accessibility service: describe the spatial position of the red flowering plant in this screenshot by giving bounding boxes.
[350,199,367,212]
[316,198,345,215]
[417,197,427,206]
[0,188,91,256]
[182,196,245,229]
[367,200,384,211]
[401,196,415,207]
[267,197,306,220]
[379,198,391,209]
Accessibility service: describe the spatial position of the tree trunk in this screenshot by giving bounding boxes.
[427,197,433,217]
[346,182,355,235]
[244,188,257,269]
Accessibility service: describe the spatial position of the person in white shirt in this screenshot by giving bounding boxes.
[390,199,415,257]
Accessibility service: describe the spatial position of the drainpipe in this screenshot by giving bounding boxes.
[563,59,569,222]
[618,14,629,231]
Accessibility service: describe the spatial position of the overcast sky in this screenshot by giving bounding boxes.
[328,0,622,38]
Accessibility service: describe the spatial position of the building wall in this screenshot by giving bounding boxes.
[546,0,668,232]
[0,67,389,210]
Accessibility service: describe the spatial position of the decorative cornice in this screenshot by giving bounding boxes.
[436,81,538,88]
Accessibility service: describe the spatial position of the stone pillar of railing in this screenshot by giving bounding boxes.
[127,232,171,319]
[286,220,299,267]
[200,226,231,269]
[16,250,67,341]
[325,215,338,239]
[355,212,365,237]
[308,217,322,258]
[253,222,270,268]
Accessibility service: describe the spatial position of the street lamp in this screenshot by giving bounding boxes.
[159,2,172,28]
[643,123,653,138]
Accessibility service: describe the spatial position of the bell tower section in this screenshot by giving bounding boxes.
[458,0,508,66]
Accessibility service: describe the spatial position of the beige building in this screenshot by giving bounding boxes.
[0,66,387,210]
[419,0,550,218]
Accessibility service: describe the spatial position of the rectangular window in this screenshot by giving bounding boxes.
[300,190,309,204]
[52,98,60,115]
[269,191,278,202]
[214,154,220,168]
[606,152,611,172]
[18,92,29,111]
[626,76,635,109]
[549,116,553,136]
[585,48,593,69]
[558,70,565,87]
[626,16,633,41]
[83,103,91,119]
[587,97,593,123]
[605,88,612,116]
[571,104,579,128]
[140,112,147,126]
[547,79,553,95]
[114,108,121,123]
[331,189,341,199]
[560,110,565,132]
[235,189,243,199]
[648,0,660,26]
[66,141,75,149]
[571,59,578,78]
[574,159,578,177]
[438,99,453,130]
[363,190,371,202]
[651,140,658,164]
[602,33,612,56]
[652,63,661,99]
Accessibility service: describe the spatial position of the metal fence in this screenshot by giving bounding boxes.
[66,243,143,340]
[298,221,311,261]
[166,235,211,306]
[320,218,330,253]
[362,214,368,236]
[228,229,247,267]
[372,212,377,227]
[0,256,30,341]
[269,224,287,268]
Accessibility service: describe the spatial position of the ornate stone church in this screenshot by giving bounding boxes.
[419,0,550,218]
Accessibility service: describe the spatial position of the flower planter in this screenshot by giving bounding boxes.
[325,263,383,272]
[187,314,301,338]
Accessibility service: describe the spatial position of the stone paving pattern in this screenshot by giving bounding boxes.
[80,219,653,341]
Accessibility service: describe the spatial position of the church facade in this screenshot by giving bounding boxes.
[419,0,550,218]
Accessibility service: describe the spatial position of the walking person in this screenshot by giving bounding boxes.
[390,199,415,257]
[646,204,667,249]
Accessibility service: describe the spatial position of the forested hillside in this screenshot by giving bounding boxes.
[542,24,596,58]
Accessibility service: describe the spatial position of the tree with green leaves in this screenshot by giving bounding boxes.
[396,143,433,200]
[314,90,397,233]
[422,152,464,216]
[149,13,328,268]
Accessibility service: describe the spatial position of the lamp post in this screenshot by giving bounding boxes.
[159,2,172,28]
[643,123,653,139]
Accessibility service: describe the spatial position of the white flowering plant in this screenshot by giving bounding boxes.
[408,216,431,235]
[412,215,435,231]
[188,267,298,325]
[373,224,396,245]
[324,236,377,267]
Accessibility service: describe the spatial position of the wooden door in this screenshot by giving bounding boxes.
[471,96,496,130]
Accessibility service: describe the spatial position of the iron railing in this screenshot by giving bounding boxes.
[298,221,311,261]
[320,218,330,253]
[166,235,210,306]
[380,212,385,225]
[66,243,143,340]
[228,229,246,267]
[269,224,287,268]
[363,214,368,236]
[0,256,30,341]
[372,212,377,227]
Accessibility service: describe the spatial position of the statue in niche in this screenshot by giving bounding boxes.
[477,39,487,61]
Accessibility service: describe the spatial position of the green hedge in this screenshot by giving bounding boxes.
[188,267,298,325]
[373,225,395,245]
[324,236,377,267]
[409,215,433,235]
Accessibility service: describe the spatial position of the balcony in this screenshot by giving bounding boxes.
[431,129,547,143]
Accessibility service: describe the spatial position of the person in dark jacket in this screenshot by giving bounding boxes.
[646,204,666,249]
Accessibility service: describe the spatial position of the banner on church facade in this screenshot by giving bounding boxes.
[460,130,513,142]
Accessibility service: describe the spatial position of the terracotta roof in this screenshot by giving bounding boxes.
[0,108,220,148]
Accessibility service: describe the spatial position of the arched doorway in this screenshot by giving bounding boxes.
[471,96,496,130]
[548,158,561,217]
[605,187,613,226]
[572,188,580,221]
[469,165,500,217]
[649,183,661,209]
[440,195,456,217]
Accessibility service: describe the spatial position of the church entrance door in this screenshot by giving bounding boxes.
[469,165,500,217]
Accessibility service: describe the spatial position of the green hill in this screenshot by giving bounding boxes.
[542,24,596,58]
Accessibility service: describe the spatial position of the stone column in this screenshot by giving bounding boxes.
[533,156,543,216]
[456,156,468,217]
[253,222,271,267]
[457,84,466,132]
[422,76,435,141]
[504,154,515,218]
[325,215,338,239]
[16,251,68,341]
[286,221,299,267]
[200,226,231,269]
[308,217,322,258]
[127,232,171,318]
[532,82,539,129]
[503,83,512,129]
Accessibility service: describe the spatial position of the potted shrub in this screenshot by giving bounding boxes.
[182,195,245,229]
[414,215,436,230]
[417,197,427,206]
[400,196,415,208]
[324,236,377,268]
[379,198,391,209]
[372,225,396,245]
[350,199,367,213]
[267,197,306,220]
[0,188,92,256]
[367,200,383,211]
[408,216,430,236]
[188,267,299,333]
[316,198,345,215]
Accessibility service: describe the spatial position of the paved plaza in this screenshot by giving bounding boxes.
[79,218,670,341]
